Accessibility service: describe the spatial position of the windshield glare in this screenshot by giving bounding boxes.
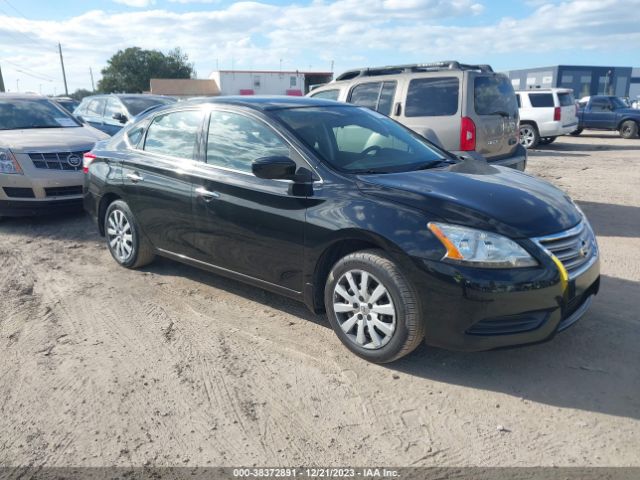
[121,97,175,116]
[274,106,448,174]
[0,99,81,130]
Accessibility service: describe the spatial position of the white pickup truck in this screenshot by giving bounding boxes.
[516,88,579,148]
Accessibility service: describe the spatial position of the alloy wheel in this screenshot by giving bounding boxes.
[106,209,134,263]
[332,269,396,350]
[519,126,535,148]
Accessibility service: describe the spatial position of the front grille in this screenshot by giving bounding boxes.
[44,186,83,197]
[466,310,549,336]
[534,221,598,278]
[28,151,87,171]
[3,187,35,198]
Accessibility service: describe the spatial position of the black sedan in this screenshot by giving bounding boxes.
[83,97,600,363]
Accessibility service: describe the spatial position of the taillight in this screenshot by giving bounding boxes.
[83,152,97,174]
[460,116,476,151]
[554,106,561,122]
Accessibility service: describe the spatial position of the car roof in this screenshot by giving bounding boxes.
[0,93,49,100]
[185,95,345,111]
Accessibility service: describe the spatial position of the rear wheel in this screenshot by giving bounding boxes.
[104,200,155,268]
[538,136,557,145]
[324,249,424,363]
[519,123,539,149]
[570,128,583,136]
[619,120,638,139]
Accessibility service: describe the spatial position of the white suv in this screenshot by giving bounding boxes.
[516,89,578,148]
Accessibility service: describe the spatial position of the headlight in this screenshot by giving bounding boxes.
[428,222,537,268]
[0,148,22,174]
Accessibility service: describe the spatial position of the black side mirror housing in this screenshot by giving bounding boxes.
[113,112,128,124]
[252,156,297,180]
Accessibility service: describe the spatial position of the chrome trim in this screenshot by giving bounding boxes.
[156,248,301,295]
[532,220,599,280]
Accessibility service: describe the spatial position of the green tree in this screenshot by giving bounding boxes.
[97,47,194,93]
[68,88,94,101]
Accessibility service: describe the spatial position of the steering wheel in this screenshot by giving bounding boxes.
[360,145,382,156]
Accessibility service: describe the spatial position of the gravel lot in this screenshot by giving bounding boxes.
[1,131,639,468]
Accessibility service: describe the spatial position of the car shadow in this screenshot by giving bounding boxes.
[390,274,640,420]
[577,200,640,238]
[527,149,588,158]
[140,256,330,330]
[0,210,99,242]
[536,141,640,152]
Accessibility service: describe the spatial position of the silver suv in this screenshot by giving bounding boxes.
[309,61,526,170]
[0,94,108,218]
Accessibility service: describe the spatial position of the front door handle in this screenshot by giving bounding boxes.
[126,173,144,183]
[195,187,221,201]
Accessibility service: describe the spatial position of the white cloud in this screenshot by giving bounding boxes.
[113,0,156,7]
[1,0,639,94]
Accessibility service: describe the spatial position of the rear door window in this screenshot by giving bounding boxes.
[405,77,459,117]
[529,93,555,108]
[558,92,575,106]
[143,110,203,159]
[348,81,397,116]
[311,89,340,101]
[474,75,518,116]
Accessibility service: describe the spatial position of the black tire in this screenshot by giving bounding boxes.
[519,123,539,149]
[570,128,583,136]
[104,200,155,268]
[619,120,638,139]
[324,249,424,363]
[538,136,557,145]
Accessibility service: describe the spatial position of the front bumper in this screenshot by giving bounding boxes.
[0,152,85,217]
[410,252,600,352]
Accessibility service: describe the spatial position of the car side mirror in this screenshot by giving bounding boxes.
[252,156,297,180]
[113,112,128,124]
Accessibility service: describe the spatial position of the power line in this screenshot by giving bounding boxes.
[0,57,56,81]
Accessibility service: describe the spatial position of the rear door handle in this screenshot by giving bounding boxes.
[126,173,144,183]
[195,187,220,201]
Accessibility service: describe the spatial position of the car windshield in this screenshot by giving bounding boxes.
[611,97,628,109]
[273,105,449,174]
[121,97,175,116]
[0,98,81,130]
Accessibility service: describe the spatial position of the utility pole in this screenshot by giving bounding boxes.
[0,64,5,92]
[16,78,19,92]
[89,67,95,91]
[58,42,69,96]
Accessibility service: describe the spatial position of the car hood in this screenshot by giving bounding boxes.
[0,126,109,152]
[355,159,582,238]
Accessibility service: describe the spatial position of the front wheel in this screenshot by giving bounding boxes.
[620,120,638,139]
[104,200,155,268]
[570,128,583,136]
[324,250,425,363]
[519,123,539,149]
[539,136,557,145]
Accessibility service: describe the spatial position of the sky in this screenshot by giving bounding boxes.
[0,0,639,95]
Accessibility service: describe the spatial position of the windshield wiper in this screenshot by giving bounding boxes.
[489,110,510,118]
[412,159,455,171]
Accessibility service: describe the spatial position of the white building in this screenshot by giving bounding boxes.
[208,70,332,96]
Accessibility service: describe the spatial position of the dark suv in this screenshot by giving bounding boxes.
[84,97,599,363]
[74,94,176,136]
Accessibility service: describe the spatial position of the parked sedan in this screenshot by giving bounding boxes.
[0,94,109,217]
[84,97,600,363]
[74,94,176,136]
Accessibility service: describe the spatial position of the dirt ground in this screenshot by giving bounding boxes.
[1,131,639,468]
